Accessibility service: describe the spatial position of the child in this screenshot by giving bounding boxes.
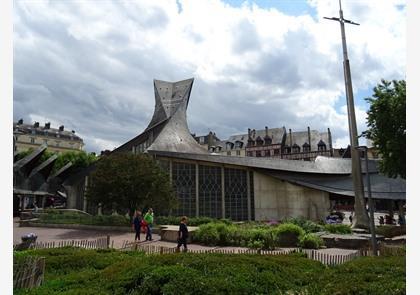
[133,211,142,241]
[177,216,189,252]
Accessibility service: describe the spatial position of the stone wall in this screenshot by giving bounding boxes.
[253,171,330,221]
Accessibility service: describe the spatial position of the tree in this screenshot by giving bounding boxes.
[85,153,177,217]
[15,149,97,173]
[363,79,406,179]
[54,150,97,173]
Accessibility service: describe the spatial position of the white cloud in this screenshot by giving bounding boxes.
[13,0,406,153]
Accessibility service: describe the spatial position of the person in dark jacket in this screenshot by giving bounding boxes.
[133,211,142,241]
[177,216,189,252]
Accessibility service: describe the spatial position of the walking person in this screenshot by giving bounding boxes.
[133,211,142,241]
[379,216,385,225]
[177,216,189,252]
[144,208,154,241]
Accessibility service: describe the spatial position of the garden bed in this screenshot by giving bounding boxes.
[14,248,405,295]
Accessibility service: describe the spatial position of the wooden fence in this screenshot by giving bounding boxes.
[14,236,112,251]
[119,241,405,266]
[13,256,45,289]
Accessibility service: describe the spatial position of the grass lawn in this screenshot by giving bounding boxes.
[14,248,405,295]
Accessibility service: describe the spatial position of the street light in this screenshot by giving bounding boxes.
[355,145,378,256]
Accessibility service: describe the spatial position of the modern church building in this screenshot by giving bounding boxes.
[113,78,405,221]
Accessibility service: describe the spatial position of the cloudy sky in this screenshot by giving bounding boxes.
[13,0,406,154]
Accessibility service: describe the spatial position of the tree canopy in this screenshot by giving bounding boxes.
[363,79,406,179]
[15,149,97,173]
[85,153,177,216]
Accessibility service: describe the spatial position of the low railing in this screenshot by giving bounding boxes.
[13,256,45,289]
[120,240,405,265]
[13,236,112,250]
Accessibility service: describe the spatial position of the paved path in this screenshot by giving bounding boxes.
[13,218,152,249]
[14,219,360,257]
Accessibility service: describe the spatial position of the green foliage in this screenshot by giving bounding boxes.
[36,210,131,226]
[375,225,406,238]
[13,248,405,295]
[298,234,324,249]
[363,79,406,178]
[324,224,352,234]
[86,153,176,216]
[14,148,35,161]
[273,223,305,247]
[155,216,232,226]
[314,256,406,295]
[15,149,97,173]
[194,222,304,249]
[283,217,324,233]
[53,150,97,172]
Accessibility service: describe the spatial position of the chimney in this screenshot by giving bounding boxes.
[44,122,50,129]
[289,128,292,146]
[265,126,268,137]
[327,128,333,156]
[59,125,64,131]
[248,128,251,139]
[18,119,23,125]
[34,122,39,128]
[208,131,214,148]
[307,126,311,151]
[71,130,75,134]
[252,129,256,138]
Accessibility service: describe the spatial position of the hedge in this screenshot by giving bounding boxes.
[323,224,352,234]
[35,210,131,226]
[193,222,304,249]
[14,248,405,295]
[298,233,325,249]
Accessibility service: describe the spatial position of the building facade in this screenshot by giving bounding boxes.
[208,126,333,161]
[109,78,405,221]
[13,119,84,153]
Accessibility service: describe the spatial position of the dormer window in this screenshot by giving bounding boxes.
[318,140,327,151]
[302,142,310,152]
[292,144,300,153]
[283,145,291,154]
[247,139,255,147]
[256,136,264,146]
[235,141,243,149]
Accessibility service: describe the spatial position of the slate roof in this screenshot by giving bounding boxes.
[13,123,83,142]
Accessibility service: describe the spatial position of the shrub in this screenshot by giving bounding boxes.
[247,240,264,249]
[376,225,406,238]
[193,223,220,245]
[273,223,304,247]
[283,217,324,233]
[298,234,324,249]
[14,248,405,295]
[155,216,232,226]
[324,224,352,234]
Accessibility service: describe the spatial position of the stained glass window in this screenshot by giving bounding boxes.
[199,165,222,218]
[224,168,248,221]
[172,162,196,217]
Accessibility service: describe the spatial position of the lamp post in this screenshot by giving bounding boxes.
[324,0,370,228]
[355,145,378,256]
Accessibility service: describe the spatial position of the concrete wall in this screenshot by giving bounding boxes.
[253,171,330,221]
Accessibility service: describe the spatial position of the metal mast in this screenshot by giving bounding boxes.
[324,0,369,228]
